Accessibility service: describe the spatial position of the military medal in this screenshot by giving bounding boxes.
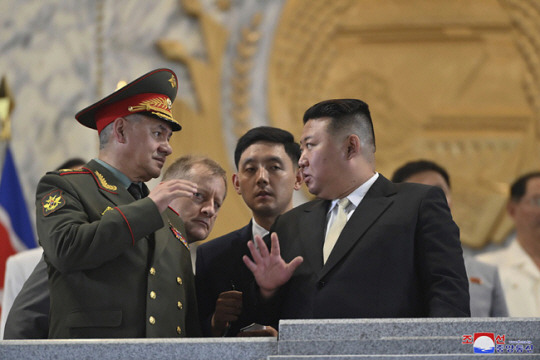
[169,222,189,249]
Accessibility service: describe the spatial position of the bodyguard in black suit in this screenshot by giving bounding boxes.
[196,127,302,336]
[244,99,470,326]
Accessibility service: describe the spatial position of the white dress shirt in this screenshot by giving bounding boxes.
[325,173,379,235]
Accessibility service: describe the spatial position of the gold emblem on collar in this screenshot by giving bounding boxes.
[94,170,118,191]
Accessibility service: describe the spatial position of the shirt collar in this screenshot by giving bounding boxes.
[251,218,269,240]
[328,172,379,214]
[94,158,133,189]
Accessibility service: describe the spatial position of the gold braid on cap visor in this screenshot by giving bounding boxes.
[128,97,175,122]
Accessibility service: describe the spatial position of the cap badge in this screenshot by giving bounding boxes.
[169,222,189,249]
[128,97,172,115]
[168,75,177,88]
[42,190,66,216]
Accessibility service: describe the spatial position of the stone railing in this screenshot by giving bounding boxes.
[1,318,538,359]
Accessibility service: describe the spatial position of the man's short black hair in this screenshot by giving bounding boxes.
[392,159,451,189]
[302,98,375,152]
[510,171,540,202]
[234,126,301,169]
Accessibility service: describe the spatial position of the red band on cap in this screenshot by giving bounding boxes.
[95,93,173,133]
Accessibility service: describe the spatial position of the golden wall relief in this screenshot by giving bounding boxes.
[157,0,251,240]
[159,0,540,248]
[268,0,540,248]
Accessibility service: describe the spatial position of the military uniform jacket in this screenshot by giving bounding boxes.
[36,160,200,338]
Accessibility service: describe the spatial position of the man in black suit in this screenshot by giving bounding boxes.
[3,155,227,339]
[195,126,302,336]
[244,99,470,326]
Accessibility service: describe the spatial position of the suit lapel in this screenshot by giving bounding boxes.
[233,222,254,285]
[234,222,252,256]
[318,175,396,280]
[299,199,330,272]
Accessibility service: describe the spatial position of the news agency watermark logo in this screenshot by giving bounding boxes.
[462,333,534,354]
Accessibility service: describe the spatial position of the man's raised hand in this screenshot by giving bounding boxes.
[243,232,303,299]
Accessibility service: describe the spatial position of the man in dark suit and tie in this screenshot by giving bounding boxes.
[195,126,302,336]
[244,99,470,326]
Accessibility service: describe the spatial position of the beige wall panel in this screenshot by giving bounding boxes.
[268,0,540,248]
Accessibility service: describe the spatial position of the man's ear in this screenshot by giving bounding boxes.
[293,167,303,190]
[112,117,128,143]
[345,134,361,159]
[232,173,242,195]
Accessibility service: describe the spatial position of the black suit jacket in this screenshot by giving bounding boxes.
[196,222,258,336]
[257,175,469,325]
[35,160,200,338]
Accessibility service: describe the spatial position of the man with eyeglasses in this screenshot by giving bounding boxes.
[477,171,540,316]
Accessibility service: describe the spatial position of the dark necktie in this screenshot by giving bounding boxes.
[128,183,143,200]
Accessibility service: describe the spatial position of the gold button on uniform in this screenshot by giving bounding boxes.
[150,291,156,299]
[149,316,156,325]
[149,267,156,275]
[177,301,183,309]
[176,277,182,285]
[176,326,182,335]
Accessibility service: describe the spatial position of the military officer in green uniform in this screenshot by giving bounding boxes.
[36,68,202,338]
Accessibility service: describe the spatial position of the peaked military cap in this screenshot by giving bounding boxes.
[75,68,181,133]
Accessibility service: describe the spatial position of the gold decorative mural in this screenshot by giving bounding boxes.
[160,0,540,248]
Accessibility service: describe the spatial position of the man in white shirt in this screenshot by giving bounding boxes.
[477,171,540,317]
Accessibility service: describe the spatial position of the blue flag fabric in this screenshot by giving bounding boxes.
[0,145,37,250]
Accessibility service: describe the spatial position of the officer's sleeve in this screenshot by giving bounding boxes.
[36,173,163,273]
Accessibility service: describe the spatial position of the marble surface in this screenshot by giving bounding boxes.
[278,318,540,341]
[0,337,277,360]
[268,356,539,359]
[0,318,537,359]
[277,318,539,356]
